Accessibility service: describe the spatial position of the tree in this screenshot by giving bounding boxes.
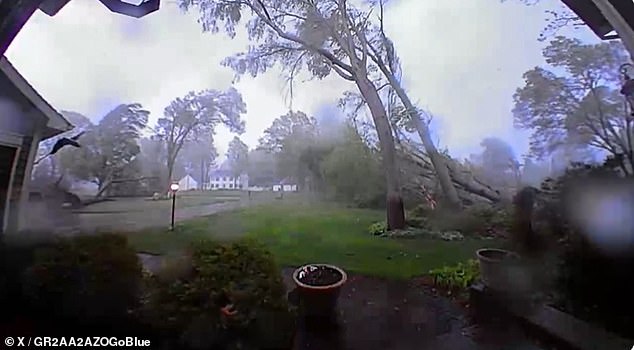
[56,104,149,195]
[226,136,249,183]
[358,0,461,209]
[155,87,246,191]
[513,36,633,175]
[258,111,318,153]
[179,0,408,229]
[479,137,518,175]
[247,149,278,186]
[258,110,318,189]
[501,0,585,41]
[471,137,521,191]
[33,111,93,185]
[321,123,385,207]
[137,135,168,192]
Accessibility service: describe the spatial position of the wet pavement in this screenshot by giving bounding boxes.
[281,268,547,350]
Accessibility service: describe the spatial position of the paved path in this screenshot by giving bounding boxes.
[75,197,271,233]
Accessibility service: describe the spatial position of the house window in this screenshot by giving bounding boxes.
[229,183,233,189]
[216,177,220,181]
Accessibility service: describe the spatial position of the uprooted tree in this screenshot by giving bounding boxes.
[180,0,463,228]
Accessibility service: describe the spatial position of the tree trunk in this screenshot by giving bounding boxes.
[356,76,405,230]
[372,50,462,209]
[200,158,205,190]
[386,82,461,209]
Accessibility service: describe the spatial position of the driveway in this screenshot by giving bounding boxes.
[76,196,271,233]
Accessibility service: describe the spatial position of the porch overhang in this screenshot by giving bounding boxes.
[0,0,161,56]
[0,56,73,139]
[560,0,634,40]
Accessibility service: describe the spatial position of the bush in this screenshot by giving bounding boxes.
[22,234,142,324]
[429,260,479,291]
[421,204,512,236]
[368,221,387,235]
[139,239,295,349]
[0,241,49,320]
[533,159,634,338]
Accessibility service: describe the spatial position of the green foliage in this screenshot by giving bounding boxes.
[227,136,249,177]
[56,104,149,188]
[429,260,479,291]
[368,221,387,236]
[155,88,246,184]
[321,125,385,208]
[138,239,294,349]
[513,36,631,171]
[421,205,512,236]
[22,234,142,322]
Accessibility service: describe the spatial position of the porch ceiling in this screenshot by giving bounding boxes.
[561,0,634,40]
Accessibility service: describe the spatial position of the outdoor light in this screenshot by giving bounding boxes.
[620,63,634,117]
[169,182,179,231]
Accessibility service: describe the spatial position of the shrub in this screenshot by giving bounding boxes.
[423,204,512,236]
[368,221,387,235]
[0,241,49,320]
[533,159,634,338]
[22,234,142,324]
[429,260,479,291]
[139,239,295,349]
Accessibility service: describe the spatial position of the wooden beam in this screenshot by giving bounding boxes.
[591,0,634,61]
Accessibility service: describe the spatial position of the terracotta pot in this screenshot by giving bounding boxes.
[292,264,347,318]
[476,248,521,292]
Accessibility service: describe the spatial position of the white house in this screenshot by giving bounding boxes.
[178,174,198,191]
[207,160,248,190]
[209,169,248,190]
[272,178,298,192]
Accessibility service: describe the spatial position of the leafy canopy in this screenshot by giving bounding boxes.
[512,37,631,169]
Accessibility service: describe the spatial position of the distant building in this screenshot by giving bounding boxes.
[208,160,248,190]
[177,174,198,191]
[272,178,298,192]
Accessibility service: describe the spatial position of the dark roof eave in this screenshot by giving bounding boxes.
[561,0,634,40]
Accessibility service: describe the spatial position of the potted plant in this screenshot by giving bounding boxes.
[476,248,522,292]
[292,264,347,319]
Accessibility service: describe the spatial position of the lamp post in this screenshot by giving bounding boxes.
[620,63,634,118]
[169,182,180,231]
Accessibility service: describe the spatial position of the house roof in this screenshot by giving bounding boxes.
[0,56,73,140]
[180,174,198,182]
[561,0,634,40]
[279,177,296,185]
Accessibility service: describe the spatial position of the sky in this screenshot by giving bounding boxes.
[5,0,602,161]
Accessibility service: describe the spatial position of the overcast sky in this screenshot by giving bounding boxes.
[6,0,600,160]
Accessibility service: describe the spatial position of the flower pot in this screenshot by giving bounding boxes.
[476,248,521,292]
[292,264,347,319]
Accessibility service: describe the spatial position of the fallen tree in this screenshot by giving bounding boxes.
[397,140,503,205]
[94,176,159,198]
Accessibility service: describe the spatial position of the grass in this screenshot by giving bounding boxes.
[127,201,501,279]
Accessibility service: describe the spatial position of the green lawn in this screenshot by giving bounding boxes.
[127,202,500,279]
